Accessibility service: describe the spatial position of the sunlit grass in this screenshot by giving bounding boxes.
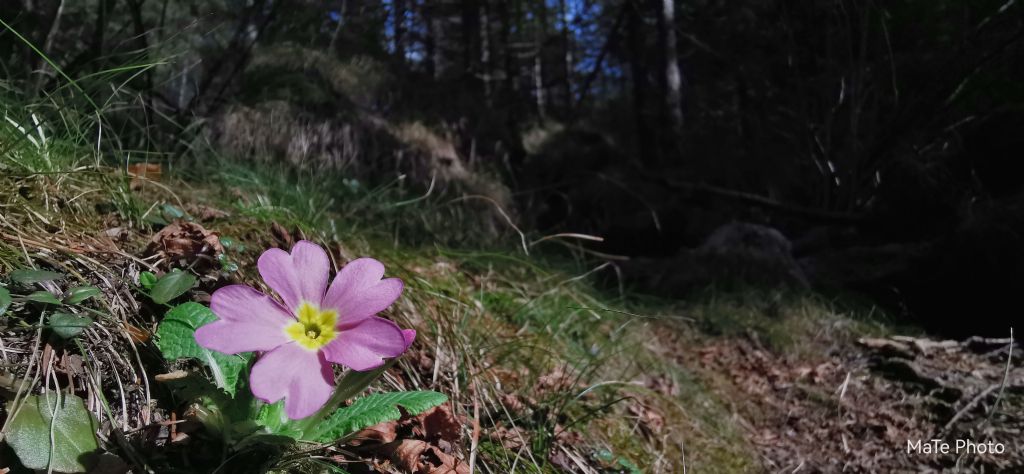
[0,26,900,471]
[0,109,903,471]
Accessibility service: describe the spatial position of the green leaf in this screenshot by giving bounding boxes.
[63,286,101,304]
[234,432,299,451]
[312,391,448,442]
[156,371,232,411]
[162,203,187,220]
[10,269,64,284]
[149,270,197,304]
[48,312,93,339]
[143,213,169,226]
[0,287,10,316]
[255,401,303,439]
[157,302,251,396]
[3,394,100,472]
[139,271,157,290]
[27,291,63,305]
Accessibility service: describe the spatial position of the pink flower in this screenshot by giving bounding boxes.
[195,241,415,419]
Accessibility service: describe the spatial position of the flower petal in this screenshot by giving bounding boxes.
[321,316,409,371]
[195,320,288,354]
[402,329,417,349]
[323,257,384,305]
[195,285,292,354]
[249,343,335,419]
[258,241,330,311]
[324,258,404,324]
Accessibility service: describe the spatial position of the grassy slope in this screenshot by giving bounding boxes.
[0,106,896,473]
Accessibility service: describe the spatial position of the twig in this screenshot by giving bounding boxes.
[954,327,1013,469]
[469,381,480,474]
[980,327,1014,431]
[937,384,999,438]
[447,194,528,255]
[666,180,865,223]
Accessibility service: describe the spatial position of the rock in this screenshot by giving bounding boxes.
[620,222,808,296]
[797,242,930,288]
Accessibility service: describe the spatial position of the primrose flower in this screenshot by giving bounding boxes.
[195,241,415,419]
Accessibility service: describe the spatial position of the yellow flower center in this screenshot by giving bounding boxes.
[284,302,338,350]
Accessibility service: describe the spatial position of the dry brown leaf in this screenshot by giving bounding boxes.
[124,323,151,343]
[350,420,399,446]
[270,222,294,249]
[627,404,664,437]
[548,449,575,472]
[127,163,162,190]
[146,221,223,271]
[189,205,230,222]
[487,425,528,451]
[413,404,462,444]
[383,439,470,474]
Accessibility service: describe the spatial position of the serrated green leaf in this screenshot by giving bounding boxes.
[0,287,10,316]
[157,302,251,396]
[312,391,448,442]
[150,270,196,304]
[63,286,101,304]
[3,394,100,472]
[10,269,64,284]
[139,271,157,290]
[48,312,93,339]
[27,291,63,305]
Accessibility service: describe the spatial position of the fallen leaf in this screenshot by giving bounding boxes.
[350,420,399,446]
[124,323,151,343]
[128,163,162,190]
[146,221,223,271]
[382,439,470,474]
[413,404,462,444]
[270,222,293,249]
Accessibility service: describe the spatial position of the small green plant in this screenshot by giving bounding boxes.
[1,269,102,341]
[151,241,444,454]
[2,394,100,472]
[141,269,197,304]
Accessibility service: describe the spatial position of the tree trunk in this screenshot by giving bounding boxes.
[627,0,651,160]
[30,0,65,96]
[479,0,492,104]
[659,0,684,135]
[534,0,548,119]
[575,2,627,111]
[424,0,436,78]
[328,0,347,53]
[461,0,479,80]
[125,0,155,134]
[393,0,406,61]
[559,0,573,114]
[498,0,516,96]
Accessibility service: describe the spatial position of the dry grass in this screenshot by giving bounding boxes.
[1,135,749,472]
[1,101,894,473]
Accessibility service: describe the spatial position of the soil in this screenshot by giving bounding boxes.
[687,333,1023,472]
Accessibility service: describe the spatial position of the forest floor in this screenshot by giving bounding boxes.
[1,144,1021,472]
[687,329,1022,472]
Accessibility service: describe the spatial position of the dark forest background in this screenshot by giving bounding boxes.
[3,0,1023,336]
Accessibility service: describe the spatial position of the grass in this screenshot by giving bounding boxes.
[0,67,905,473]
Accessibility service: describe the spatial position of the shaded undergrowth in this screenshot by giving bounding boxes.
[0,80,901,473]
